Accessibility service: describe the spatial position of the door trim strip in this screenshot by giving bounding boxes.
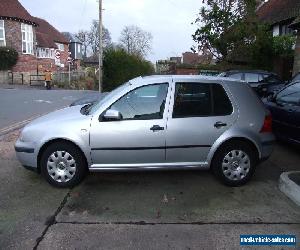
[91,145,211,151]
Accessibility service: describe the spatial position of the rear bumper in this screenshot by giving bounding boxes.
[260,138,276,162]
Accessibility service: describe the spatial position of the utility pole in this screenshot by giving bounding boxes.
[98,0,103,92]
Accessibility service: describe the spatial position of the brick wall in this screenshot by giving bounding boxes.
[2,20,70,84]
[175,68,199,75]
[5,20,37,74]
[0,71,9,84]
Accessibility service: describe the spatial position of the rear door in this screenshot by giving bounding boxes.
[165,80,236,163]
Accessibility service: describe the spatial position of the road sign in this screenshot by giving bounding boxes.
[55,50,60,59]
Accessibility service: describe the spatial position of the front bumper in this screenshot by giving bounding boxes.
[14,139,38,170]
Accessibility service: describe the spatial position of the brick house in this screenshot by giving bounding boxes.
[182,51,213,65]
[257,0,300,77]
[0,0,71,83]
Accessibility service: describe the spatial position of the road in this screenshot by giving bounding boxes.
[0,87,97,130]
[0,129,299,249]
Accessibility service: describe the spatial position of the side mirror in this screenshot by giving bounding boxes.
[103,109,122,121]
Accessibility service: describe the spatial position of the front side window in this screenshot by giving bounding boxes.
[277,82,300,106]
[0,20,6,46]
[173,82,233,118]
[110,83,168,120]
[261,74,281,84]
[21,23,33,54]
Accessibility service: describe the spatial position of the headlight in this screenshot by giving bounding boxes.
[19,131,26,142]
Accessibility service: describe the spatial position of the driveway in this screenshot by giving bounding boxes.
[0,130,299,249]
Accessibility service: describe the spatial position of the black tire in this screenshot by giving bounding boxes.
[40,141,87,188]
[211,141,258,187]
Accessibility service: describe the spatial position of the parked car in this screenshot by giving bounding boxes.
[264,81,300,144]
[15,75,274,188]
[219,70,285,97]
[70,92,105,106]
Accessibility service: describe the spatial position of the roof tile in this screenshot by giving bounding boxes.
[257,0,300,25]
[0,0,37,25]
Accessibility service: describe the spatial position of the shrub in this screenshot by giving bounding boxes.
[0,47,18,71]
[103,48,154,91]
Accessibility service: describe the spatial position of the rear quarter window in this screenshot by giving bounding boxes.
[212,84,233,116]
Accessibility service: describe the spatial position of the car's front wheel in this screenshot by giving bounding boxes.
[211,141,257,186]
[40,141,87,188]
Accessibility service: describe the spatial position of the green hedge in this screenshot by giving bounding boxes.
[0,47,18,71]
[103,48,154,91]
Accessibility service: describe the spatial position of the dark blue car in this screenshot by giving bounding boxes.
[264,81,300,144]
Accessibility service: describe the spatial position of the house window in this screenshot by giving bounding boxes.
[21,23,33,54]
[78,44,81,53]
[0,20,6,46]
[55,43,65,51]
[280,24,293,35]
[273,25,280,37]
[37,48,55,58]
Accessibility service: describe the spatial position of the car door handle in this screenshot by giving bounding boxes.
[214,121,227,128]
[150,125,164,131]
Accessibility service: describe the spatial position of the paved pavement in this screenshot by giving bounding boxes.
[0,84,97,130]
[0,129,299,249]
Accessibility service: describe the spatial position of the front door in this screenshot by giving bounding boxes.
[166,81,236,163]
[90,82,170,166]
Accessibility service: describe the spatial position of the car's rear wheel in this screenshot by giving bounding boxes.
[211,141,257,186]
[41,141,87,188]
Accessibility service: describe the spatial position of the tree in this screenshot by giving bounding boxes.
[273,34,297,58]
[119,25,153,58]
[192,0,260,62]
[88,20,112,56]
[75,30,89,58]
[0,47,18,71]
[103,47,154,91]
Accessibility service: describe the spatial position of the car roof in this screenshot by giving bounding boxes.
[129,75,242,85]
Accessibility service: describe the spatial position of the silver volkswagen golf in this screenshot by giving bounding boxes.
[15,75,275,188]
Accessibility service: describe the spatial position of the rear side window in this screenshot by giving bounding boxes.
[245,73,259,83]
[212,84,233,115]
[228,73,243,80]
[173,83,233,118]
[173,83,212,118]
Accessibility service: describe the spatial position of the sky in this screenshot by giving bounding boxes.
[19,0,201,62]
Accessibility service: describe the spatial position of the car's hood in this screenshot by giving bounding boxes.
[29,105,87,126]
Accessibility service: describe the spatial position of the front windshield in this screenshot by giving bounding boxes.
[292,73,300,82]
[88,82,130,114]
[276,82,300,104]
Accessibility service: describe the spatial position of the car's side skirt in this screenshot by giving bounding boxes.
[89,162,209,172]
